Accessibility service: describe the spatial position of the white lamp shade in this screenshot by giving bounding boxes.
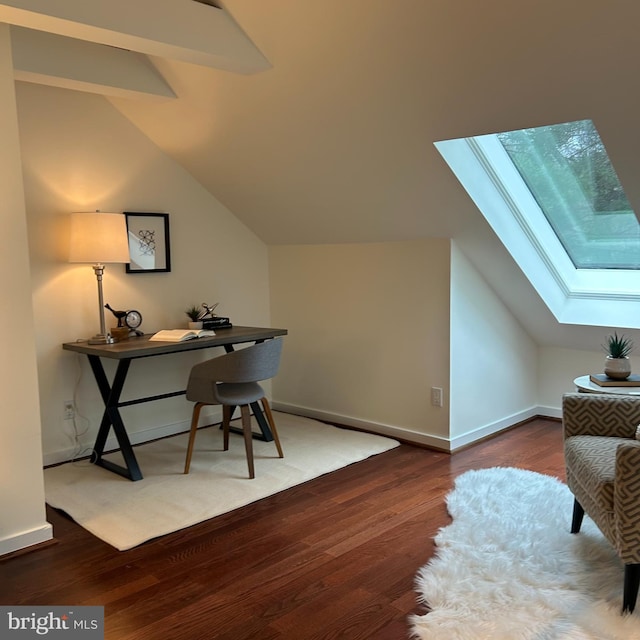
[69,212,130,264]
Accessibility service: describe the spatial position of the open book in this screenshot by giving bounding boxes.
[149,329,216,342]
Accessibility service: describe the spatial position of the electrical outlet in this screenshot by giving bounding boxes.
[431,386,443,407]
[63,401,75,420]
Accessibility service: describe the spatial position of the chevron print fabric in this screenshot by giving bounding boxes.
[563,392,640,608]
[615,443,640,563]
[563,392,640,439]
[565,436,618,509]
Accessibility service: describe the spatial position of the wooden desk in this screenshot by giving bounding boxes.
[63,326,288,481]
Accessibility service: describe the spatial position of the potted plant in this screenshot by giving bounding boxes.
[185,305,202,330]
[603,332,633,380]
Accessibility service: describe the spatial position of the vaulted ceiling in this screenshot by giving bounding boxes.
[7,0,640,244]
[6,0,640,345]
[108,0,640,247]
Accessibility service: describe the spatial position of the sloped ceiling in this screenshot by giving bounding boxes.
[107,0,640,248]
[8,0,640,346]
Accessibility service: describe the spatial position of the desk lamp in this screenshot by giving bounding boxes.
[69,212,130,344]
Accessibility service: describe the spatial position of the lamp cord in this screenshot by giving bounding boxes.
[67,354,94,465]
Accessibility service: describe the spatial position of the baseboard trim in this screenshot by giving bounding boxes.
[0,523,53,558]
[272,402,562,453]
[42,402,564,465]
[536,405,562,420]
[272,402,451,451]
[449,407,540,452]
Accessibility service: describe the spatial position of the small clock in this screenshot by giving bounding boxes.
[124,309,142,330]
[104,304,143,337]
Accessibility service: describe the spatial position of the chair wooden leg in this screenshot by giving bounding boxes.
[571,498,585,534]
[623,564,640,614]
[184,402,205,474]
[261,397,284,458]
[240,404,255,479]
[222,404,232,451]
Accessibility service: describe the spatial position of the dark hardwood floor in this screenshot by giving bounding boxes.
[1,417,565,639]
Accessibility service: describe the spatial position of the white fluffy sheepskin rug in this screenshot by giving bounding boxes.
[411,467,640,640]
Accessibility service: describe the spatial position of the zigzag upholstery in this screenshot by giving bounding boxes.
[563,392,640,613]
[563,393,640,439]
[615,443,640,562]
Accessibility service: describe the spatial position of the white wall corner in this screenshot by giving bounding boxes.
[0,523,53,557]
[449,406,540,452]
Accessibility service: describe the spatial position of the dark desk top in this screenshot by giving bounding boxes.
[62,326,288,360]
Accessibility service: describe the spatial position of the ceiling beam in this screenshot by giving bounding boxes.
[0,0,270,73]
[11,26,176,101]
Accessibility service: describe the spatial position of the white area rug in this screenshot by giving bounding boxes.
[411,467,640,640]
[44,412,398,551]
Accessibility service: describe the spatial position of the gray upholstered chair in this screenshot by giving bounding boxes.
[563,392,640,613]
[183,338,284,479]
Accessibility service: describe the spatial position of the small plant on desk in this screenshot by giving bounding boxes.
[185,305,201,322]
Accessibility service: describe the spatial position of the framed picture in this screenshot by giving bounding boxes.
[124,212,171,273]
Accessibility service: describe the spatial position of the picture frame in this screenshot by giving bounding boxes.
[124,212,171,273]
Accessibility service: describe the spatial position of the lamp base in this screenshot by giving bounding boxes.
[88,333,116,345]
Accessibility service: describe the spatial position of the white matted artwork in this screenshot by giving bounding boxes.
[125,212,171,273]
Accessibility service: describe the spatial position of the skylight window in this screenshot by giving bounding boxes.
[497,120,640,269]
[435,119,640,328]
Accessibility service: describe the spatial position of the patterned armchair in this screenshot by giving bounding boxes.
[563,392,640,613]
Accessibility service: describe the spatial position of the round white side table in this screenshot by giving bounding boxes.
[573,375,640,396]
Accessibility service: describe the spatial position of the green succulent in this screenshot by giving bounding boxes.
[603,332,633,358]
[185,305,201,322]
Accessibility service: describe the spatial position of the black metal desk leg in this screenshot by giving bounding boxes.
[250,401,274,441]
[87,356,143,481]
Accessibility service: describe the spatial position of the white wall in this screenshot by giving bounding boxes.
[449,242,538,449]
[0,25,51,555]
[269,239,451,447]
[16,81,271,464]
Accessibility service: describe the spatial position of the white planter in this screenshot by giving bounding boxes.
[188,321,203,330]
[604,356,631,380]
